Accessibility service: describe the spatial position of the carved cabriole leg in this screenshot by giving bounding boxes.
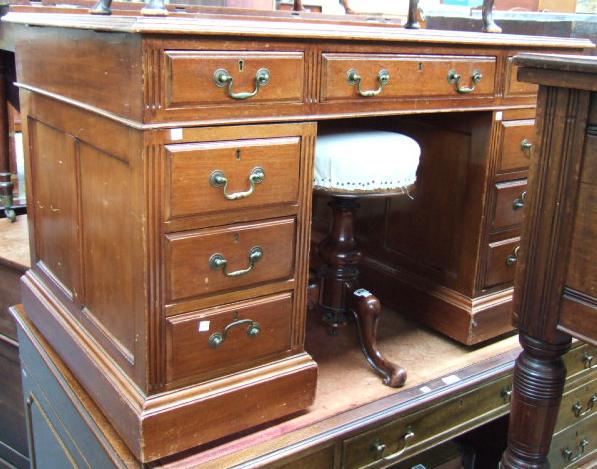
[482,0,502,33]
[404,0,421,30]
[352,290,407,387]
[317,196,405,387]
[500,333,571,469]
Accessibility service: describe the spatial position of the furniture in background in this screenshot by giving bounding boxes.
[501,54,597,469]
[313,130,420,387]
[0,215,29,468]
[2,1,592,464]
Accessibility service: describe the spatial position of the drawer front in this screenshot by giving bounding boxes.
[564,343,597,381]
[164,50,304,108]
[166,293,293,383]
[341,375,512,468]
[498,120,535,174]
[548,413,596,469]
[556,375,597,433]
[505,58,538,97]
[484,237,520,289]
[321,54,496,102]
[166,136,301,219]
[491,179,528,231]
[166,218,295,301]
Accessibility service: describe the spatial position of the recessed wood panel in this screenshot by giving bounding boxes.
[166,293,293,383]
[29,120,80,299]
[321,54,496,101]
[79,143,137,362]
[166,136,300,219]
[166,218,296,302]
[164,50,304,108]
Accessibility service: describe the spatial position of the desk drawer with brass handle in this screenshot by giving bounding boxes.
[483,237,520,289]
[166,136,301,219]
[165,292,293,383]
[548,413,596,469]
[491,179,528,231]
[164,50,305,108]
[555,374,597,433]
[321,54,496,102]
[165,217,295,302]
[497,120,535,174]
[341,374,512,468]
[565,343,597,381]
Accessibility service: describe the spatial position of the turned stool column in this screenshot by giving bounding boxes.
[314,130,421,387]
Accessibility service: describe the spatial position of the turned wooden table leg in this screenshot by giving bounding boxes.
[482,0,502,33]
[352,289,407,387]
[500,333,571,469]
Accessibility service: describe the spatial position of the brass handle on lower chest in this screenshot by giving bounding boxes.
[506,246,520,267]
[213,68,270,100]
[347,69,390,97]
[208,318,261,349]
[513,190,528,210]
[521,139,534,155]
[562,439,589,463]
[210,167,265,200]
[447,69,483,94]
[584,352,594,369]
[366,427,415,467]
[572,394,597,417]
[209,246,263,278]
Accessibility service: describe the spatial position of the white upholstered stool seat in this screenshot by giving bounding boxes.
[314,130,421,195]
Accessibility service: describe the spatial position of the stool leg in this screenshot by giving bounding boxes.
[352,290,407,388]
[317,196,406,387]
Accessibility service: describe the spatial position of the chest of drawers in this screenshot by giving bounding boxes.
[3,4,592,463]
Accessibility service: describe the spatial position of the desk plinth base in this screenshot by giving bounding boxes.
[18,271,318,463]
[360,259,515,345]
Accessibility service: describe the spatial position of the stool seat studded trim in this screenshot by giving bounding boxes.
[314,130,421,387]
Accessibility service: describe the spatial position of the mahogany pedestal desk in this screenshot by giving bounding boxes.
[2,3,593,464]
[501,54,597,469]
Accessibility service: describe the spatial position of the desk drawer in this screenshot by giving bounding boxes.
[491,179,527,231]
[555,374,597,433]
[484,237,520,289]
[548,413,596,469]
[565,343,597,381]
[164,50,304,108]
[166,292,293,383]
[166,136,300,219]
[166,218,295,301]
[321,54,496,102]
[498,120,535,174]
[341,374,511,468]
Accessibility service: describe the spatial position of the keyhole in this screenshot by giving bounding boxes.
[233,233,240,243]
[238,60,244,71]
[236,148,241,160]
[418,62,424,71]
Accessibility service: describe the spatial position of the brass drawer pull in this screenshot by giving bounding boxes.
[210,167,265,201]
[347,69,390,97]
[213,68,270,100]
[572,394,597,417]
[501,385,513,403]
[505,246,520,267]
[209,246,263,278]
[583,352,594,369]
[512,190,528,210]
[562,439,588,463]
[447,69,483,94]
[208,317,261,349]
[521,139,534,155]
[366,427,415,467]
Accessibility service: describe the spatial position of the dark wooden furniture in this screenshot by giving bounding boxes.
[501,54,597,469]
[2,2,592,462]
[11,303,596,468]
[0,215,29,468]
